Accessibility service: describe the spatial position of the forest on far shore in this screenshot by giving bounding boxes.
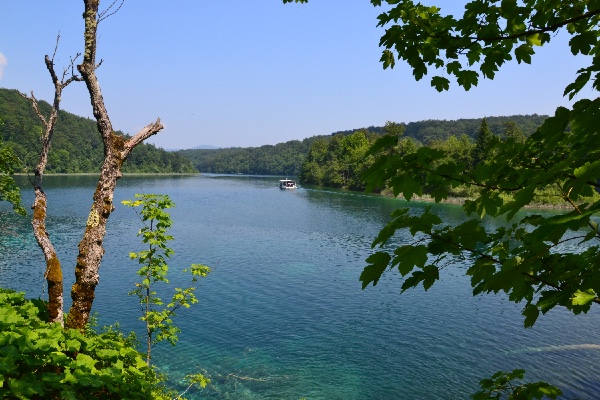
[178,114,548,176]
[0,88,196,174]
[1,85,548,179]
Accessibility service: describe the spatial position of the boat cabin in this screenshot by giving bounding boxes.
[279,179,297,189]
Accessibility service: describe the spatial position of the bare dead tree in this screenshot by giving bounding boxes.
[65,0,164,330]
[20,35,82,326]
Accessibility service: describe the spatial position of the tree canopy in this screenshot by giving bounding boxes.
[0,88,195,174]
[299,130,381,190]
[352,0,600,397]
[178,139,313,176]
[361,0,600,323]
[0,132,25,215]
[298,117,546,198]
[370,0,600,94]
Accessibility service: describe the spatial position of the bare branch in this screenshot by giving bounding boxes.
[51,32,61,62]
[62,53,83,85]
[123,118,164,157]
[44,55,60,88]
[98,0,125,22]
[18,91,49,128]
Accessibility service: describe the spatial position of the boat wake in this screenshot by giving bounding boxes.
[510,344,600,354]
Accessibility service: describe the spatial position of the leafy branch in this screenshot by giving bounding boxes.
[123,194,210,371]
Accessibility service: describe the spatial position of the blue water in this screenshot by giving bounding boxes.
[1,174,600,399]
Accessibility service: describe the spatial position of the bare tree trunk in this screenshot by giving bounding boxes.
[21,51,81,325]
[65,0,163,329]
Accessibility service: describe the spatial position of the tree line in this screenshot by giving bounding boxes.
[178,114,547,177]
[0,88,196,174]
[299,118,538,196]
[0,82,549,179]
[177,139,315,175]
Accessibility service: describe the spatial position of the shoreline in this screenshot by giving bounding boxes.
[13,172,200,176]
[397,194,574,210]
[10,173,579,210]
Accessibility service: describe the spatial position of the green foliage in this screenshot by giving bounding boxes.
[430,134,474,172]
[383,120,405,137]
[300,118,544,194]
[369,0,600,97]
[178,139,313,175]
[0,88,195,174]
[0,288,174,399]
[177,116,545,176]
[363,100,600,325]
[472,118,494,168]
[337,115,546,145]
[0,131,25,215]
[123,194,210,371]
[299,130,382,190]
[472,369,562,400]
[353,0,600,397]
[504,121,526,143]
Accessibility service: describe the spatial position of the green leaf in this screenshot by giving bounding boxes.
[569,31,598,56]
[501,185,536,220]
[360,252,391,289]
[564,70,591,99]
[381,49,396,69]
[571,289,597,306]
[75,353,97,371]
[421,265,439,291]
[522,303,540,328]
[394,245,428,276]
[65,339,81,352]
[574,159,600,181]
[526,33,542,46]
[514,43,534,64]
[431,76,450,91]
[456,70,478,90]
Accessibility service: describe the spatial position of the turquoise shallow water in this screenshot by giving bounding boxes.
[1,174,600,399]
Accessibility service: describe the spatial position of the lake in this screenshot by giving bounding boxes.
[1,174,600,399]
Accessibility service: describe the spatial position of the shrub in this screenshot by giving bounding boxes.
[0,288,173,399]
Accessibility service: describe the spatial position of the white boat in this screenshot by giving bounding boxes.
[279,179,297,189]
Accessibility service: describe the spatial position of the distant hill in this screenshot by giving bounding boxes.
[0,88,196,173]
[179,114,548,175]
[177,139,317,175]
[330,114,548,144]
[192,145,220,150]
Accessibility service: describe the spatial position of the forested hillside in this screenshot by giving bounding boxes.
[329,114,547,144]
[179,114,547,176]
[5,83,546,178]
[0,88,196,173]
[177,139,318,175]
[299,130,383,190]
[300,117,547,192]
[402,114,548,143]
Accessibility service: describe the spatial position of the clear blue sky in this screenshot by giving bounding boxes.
[0,1,594,149]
